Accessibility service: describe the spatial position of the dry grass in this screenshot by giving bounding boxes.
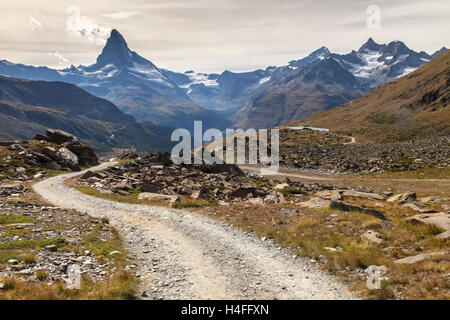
[69,178,218,209]
[198,199,449,300]
[0,270,137,300]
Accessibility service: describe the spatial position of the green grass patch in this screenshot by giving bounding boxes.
[0,215,35,225]
[278,187,308,196]
[0,238,66,250]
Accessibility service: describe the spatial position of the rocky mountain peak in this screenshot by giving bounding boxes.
[358,37,383,52]
[95,29,138,68]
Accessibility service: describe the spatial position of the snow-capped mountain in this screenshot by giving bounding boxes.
[0,31,446,130]
[331,38,436,89]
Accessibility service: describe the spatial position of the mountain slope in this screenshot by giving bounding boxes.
[0,75,173,152]
[306,49,449,142]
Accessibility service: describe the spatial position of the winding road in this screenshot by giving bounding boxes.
[32,162,354,300]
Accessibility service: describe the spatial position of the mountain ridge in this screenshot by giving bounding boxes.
[0,30,447,131]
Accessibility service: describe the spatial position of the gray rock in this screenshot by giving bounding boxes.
[395,251,448,264]
[57,147,79,171]
[330,199,389,220]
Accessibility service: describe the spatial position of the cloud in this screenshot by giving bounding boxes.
[29,17,42,31]
[103,11,139,20]
[48,51,71,69]
[66,5,111,45]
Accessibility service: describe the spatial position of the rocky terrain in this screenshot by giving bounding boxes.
[278,130,450,173]
[0,129,98,182]
[70,151,449,299]
[0,131,137,299]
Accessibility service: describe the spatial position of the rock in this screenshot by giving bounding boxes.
[247,197,264,205]
[418,196,443,203]
[402,202,437,213]
[45,129,78,144]
[81,171,102,180]
[56,147,79,170]
[41,146,58,160]
[16,167,26,174]
[44,245,58,252]
[0,282,4,290]
[33,171,46,179]
[140,182,160,193]
[264,194,280,204]
[387,192,416,204]
[8,259,19,265]
[330,199,389,220]
[298,197,330,208]
[137,192,180,203]
[63,141,98,166]
[436,230,450,240]
[343,190,385,201]
[315,190,342,200]
[274,183,290,190]
[394,251,448,264]
[191,188,207,200]
[364,265,388,274]
[361,230,383,245]
[406,212,450,231]
[230,187,256,199]
[109,251,121,256]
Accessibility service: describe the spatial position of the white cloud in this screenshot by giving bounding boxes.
[66,5,111,45]
[103,11,139,20]
[48,51,71,69]
[29,17,42,31]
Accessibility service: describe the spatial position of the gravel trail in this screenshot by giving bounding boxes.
[32,162,355,300]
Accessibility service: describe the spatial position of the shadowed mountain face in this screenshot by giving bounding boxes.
[0,75,174,153]
[307,50,450,142]
[0,32,446,131]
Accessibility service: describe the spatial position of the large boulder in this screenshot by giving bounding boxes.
[62,141,98,166]
[56,147,79,171]
[44,129,78,144]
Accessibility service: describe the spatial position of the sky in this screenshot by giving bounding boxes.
[0,0,449,73]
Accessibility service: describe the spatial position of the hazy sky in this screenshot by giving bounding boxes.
[0,0,448,73]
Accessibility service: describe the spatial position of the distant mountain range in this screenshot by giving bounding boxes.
[0,30,447,131]
[306,49,450,142]
[0,75,173,153]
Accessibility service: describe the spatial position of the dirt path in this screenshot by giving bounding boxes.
[240,165,450,183]
[32,162,354,300]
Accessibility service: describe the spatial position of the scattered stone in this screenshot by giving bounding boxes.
[343,190,385,201]
[274,183,290,190]
[402,202,437,213]
[315,190,342,200]
[44,245,58,252]
[298,197,330,208]
[406,212,450,231]
[361,230,383,245]
[138,192,180,203]
[436,230,450,240]
[387,192,416,204]
[394,251,449,264]
[247,197,264,205]
[330,199,389,220]
[418,196,443,203]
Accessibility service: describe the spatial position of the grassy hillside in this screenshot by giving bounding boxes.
[306,50,449,142]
